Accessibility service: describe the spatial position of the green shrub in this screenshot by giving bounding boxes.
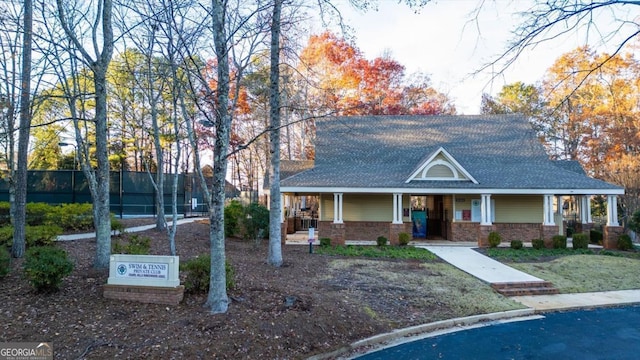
[552,235,567,249]
[398,232,411,246]
[0,226,13,247]
[224,200,244,238]
[242,203,269,240]
[488,231,502,248]
[0,246,10,278]
[23,246,74,292]
[25,225,62,247]
[51,203,93,231]
[112,234,151,255]
[510,240,523,250]
[111,215,125,235]
[25,202,52,226]
[532,238,544,250]
[572,233,589,250]
[319,238,331,247]
[590,229,603,245]
[376,236,388,247]
[0,202,10,226]
[617,234,633,251]
[566,227,574,238]
[180,255,234,293]
[629,210,640,234]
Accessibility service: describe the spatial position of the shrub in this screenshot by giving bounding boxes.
[532,238,544,250]
[49,203,94,231]
[242,203,269,241]
[180,255,235,293]
[224,200,244,238]
[0,246,10,278]
[319,238,331,247]
[552,235,567,249]
[398,232,411,246]
[629,210,640,234]
[566,227,574,238]
[25,225,62,247]
[572,233,589,250]
[590,229,603,245]
[510,240,523,250]
[25,202,53,226]
[617,234,633,251]
[0,226,13,247]
[112,234,151,255]
[488,231,502,248]
[111,215,125,235]
[0,202,10,226]
[376,236,388,247]
[23,246,74,292]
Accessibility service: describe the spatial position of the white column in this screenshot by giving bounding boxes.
[392,193,403,224]
[480,194,492,225]
[333,193,343,224]
[280,194,285,223]
[607,195,619,226]
[587,196,592,223]
[580,196,589,224]
[543,194,555,225]
[555,196,563,215]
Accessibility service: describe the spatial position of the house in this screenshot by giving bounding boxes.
[279,115,625,248]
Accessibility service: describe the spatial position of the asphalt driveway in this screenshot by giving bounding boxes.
[355,305,640,359]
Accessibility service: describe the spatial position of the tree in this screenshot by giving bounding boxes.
[11,0,33,258]
[55,0,114,268]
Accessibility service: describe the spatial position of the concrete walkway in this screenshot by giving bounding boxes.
[513,289,640,311]
[56,217,205,241]
[417,245,543,284]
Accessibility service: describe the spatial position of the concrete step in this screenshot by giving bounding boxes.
[492,281,560,297]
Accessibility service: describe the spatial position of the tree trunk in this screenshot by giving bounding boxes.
[267,0,283,267]
[205,0,231,314]
[11,0,32,259]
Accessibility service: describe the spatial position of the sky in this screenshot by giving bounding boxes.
[326,0,630,114]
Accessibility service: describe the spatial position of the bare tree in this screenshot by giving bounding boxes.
[56,0,115,268]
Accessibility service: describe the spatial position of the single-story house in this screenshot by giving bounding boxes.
[279,115,625,248]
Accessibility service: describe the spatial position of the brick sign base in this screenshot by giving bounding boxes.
[103,284,184,305]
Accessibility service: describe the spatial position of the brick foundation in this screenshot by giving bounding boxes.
[389,223,409,245]
[450,222,479,242]
[493,223,543,242]
[478,225,495,247]
[603,226,624,249]
[281,222,287,245]
[317,222,346,245]
[575,223,593,234]
[103,284,184,305]
[542,225,560,248]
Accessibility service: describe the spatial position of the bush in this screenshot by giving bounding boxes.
[398,232,411,246]
[180,255,235,293]
[23,246,74,292]
[629,210,640,234]
[49,203,93,231]
[25,225,62,247]
[0,202,10,226]
[25,202,52,226]
[566,227,574,238]
[112,234,151,255]
[488,231,501,248]
[590,229,603,245]
[572,233,589,250]
[0,226,13,247]
[111,215,125,235]
[617,234,633,251]
[532,238,545,250]
[319,238,331,247]
[224,200,244,238]
[0,246,10,278]
[242,203,269,241]
[510,240,523,250]
[376,236,388,247]
[552,235,567,249]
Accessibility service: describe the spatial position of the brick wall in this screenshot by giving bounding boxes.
[603,226,624,249]
[103,285,184,305]
[318,221,411,243]
[493,223,542,242]
[542,225,559,248]
[317,221,346,245]
[450,222,479,242]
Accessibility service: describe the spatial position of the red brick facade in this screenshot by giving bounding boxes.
[603,226,624,249]
[317,221,411,244]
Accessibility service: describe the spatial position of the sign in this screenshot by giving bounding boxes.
[308,227,315,243]
[108,254,180,287]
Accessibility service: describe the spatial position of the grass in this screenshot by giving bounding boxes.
[315,244,437,261]
[485,248,640,293]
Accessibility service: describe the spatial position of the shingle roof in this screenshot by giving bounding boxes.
[281,115,623,193]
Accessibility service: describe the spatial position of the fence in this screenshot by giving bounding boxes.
[0,170,237,217]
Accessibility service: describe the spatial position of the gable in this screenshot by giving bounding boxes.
[406,147,478,184]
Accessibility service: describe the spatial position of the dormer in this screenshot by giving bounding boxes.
[406,147,478,183]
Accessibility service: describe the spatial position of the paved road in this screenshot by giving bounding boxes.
[355,305,640,360]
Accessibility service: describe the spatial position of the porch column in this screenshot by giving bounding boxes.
[280,194,286,223]
[606,195,619,226]
[333,193,343,224]
[543,194,555,225]
[392,193,403,224]
[480,194,492,225]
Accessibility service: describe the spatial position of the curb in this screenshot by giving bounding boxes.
[307,308,536,360]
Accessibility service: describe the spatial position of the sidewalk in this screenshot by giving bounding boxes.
[56,217,205,241]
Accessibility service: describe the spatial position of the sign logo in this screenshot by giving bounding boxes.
[117,264,127,276]
[0,342,53,360]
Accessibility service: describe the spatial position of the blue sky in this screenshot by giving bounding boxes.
[329,0,627,114]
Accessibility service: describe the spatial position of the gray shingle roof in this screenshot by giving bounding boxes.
[281,115,623,193]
